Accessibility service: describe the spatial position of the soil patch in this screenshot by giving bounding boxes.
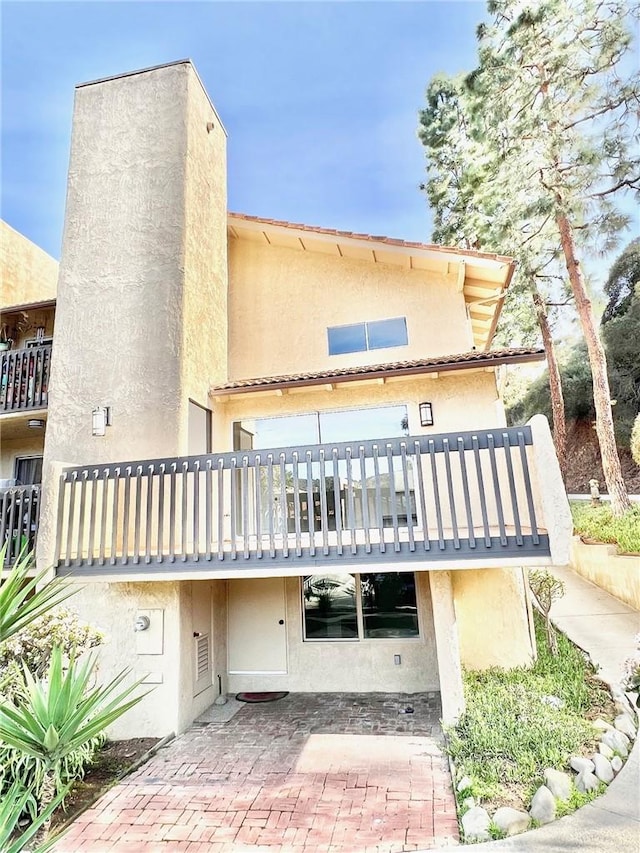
[51,737,159,830]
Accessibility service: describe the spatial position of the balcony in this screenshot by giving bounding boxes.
[54,424,562,577]
[0,344,52,413]
[0,485,41,567]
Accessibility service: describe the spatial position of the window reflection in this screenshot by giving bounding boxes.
[303,574,358,639]
[361,573,419,638]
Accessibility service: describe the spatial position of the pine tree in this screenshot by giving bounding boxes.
[424,0,639,515]
[419,74,569,482]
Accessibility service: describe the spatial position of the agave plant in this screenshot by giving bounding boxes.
[0,545,76,644]
[0,779,69,853]
[0,646,151,843]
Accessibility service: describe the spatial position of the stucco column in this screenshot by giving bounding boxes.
[528,414,572,566]
[429,570,465,726]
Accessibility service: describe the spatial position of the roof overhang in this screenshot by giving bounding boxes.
[211,347,544,400]
[228,213,516,352]
[1,298,57,316]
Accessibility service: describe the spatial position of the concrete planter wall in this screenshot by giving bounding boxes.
[570,536,640,611]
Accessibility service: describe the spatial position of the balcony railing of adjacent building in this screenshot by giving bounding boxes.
[55,425,551,575]
[0,485,41,567]
[0,344,52,413]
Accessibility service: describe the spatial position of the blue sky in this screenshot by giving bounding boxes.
[1,1,485,260]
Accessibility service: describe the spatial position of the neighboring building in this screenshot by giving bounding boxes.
[1,60,572,738]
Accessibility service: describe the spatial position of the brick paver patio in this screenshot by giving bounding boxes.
[55,693,459,852]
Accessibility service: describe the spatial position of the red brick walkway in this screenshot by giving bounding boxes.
[54,694,459,852]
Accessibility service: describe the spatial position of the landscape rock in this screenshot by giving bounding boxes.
[493,807,530,836]
[461,797,475,811]
[529,785,556,824]
[540,694,564,709]
[601,729,629,757]
[598,742,614,758]
[570,756,594,774]
[611,755,623,773]
[592,718,614,732]
[592,753,614,784]
[544,768,572,801]
[457,775,472,793]
[614,714,637,739]
[462,806,491,842]
[575,770,599,793]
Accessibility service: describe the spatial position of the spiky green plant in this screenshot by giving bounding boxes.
[0,779,70,853]
[0,646,151,842]
[0,545,75,643]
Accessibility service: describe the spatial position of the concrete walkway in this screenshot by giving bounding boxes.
[431,564,640,853]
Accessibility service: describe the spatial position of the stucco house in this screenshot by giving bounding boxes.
[0,60,572,738]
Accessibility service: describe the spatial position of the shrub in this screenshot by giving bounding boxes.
[571,502,640,554]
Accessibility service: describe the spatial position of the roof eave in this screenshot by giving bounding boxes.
[211,349,545,398]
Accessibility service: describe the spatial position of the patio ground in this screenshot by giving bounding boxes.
[54,692,459,852]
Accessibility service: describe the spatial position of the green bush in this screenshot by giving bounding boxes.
[446,613,609,807]
[571,502,640,554]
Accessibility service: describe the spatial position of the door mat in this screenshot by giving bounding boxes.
[236,691,289,703]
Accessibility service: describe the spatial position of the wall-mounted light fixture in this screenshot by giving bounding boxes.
[92,406,112,436]
[419,402,434,427]
[134,615,150,632]
[27,418,46,430]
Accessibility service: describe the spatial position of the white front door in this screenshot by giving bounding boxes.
[227,577,288,674]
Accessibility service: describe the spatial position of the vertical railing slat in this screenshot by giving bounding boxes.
[372,444,385,554]
[267,455,276,558]
[429,439,445,550]
[502,433,523,545]
[332,449,343,557]
[87,469,98,566]
[318,449,329,556]
[359,446,371,554]
[400,443,415,552]
[457,437,475,549]
[346,447,357,555]
[192,461,200,562]
[307,451,315,558]
[487,433,507,545]
[472,437,492,547]
[413,441,430,551]
[292,451,302,557]
[518,432,540,544]
[385,444,400,553]
[254,454,263,559]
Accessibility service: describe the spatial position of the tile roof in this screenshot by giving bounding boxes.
[212,347,545,395]
[228,212,514,265]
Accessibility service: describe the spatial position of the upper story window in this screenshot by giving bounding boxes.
[327,317,408,356]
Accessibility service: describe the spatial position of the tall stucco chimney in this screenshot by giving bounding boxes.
[38,60,228,569]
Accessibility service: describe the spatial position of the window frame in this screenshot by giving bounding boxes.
[301,572,421,643]
[327,317,408,356]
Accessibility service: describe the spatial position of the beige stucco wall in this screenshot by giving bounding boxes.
[570,537,640,611]
[69,581,183,738]
[0,435,45,480]
[226,571,439,694]
[181,67,228,410]
[227,238,473,382]
[452,567,535,669]
[1,221,58,309]
[213,370,505,452]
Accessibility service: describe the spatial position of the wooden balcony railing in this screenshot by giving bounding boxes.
[0,344,52,413]
[1,485,41,567]
[55,426,552,575]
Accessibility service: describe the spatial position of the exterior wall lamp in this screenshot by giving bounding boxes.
[92,406,112,436]
[419,402,434,427]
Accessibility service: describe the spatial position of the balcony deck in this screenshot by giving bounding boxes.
[55,426,553,578]
[0,344,52,413]
[0,485,40,567]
